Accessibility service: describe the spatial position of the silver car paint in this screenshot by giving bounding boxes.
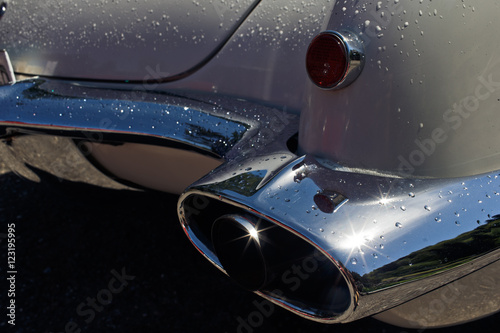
[2,0,500,328]
[0,0,258,80]
[300,0,500,179]
[169,0,335,113]
[0,0,337,113]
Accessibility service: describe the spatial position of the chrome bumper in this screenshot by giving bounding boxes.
[0,77,298,189]
[0,78,251,157]
[179,152,500,325]
[2,74,500,328]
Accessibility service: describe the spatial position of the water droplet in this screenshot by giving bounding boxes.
[400,206,407,211]
[373,253,378,259]
[351,258,358,265]
[408,192,415,198]
[284,198,290,202]
[380,244,385,249]
[435,217,442,223]
[319,228,324,233]
[424,205,431,211]
[395,222,403,228]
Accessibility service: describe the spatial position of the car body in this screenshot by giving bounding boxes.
[1,0,500,329]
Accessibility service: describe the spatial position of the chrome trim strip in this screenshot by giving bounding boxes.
[337,30,365,89]
[1,77,299,191]
[0,78,253,158]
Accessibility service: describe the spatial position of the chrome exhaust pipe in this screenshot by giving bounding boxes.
[211,215,269,291]
[178,154,500,325]
[211,213,352,318]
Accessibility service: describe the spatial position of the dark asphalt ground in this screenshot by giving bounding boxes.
[1,163,499,333]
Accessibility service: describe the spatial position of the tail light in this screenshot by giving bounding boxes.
[306,31,364,90]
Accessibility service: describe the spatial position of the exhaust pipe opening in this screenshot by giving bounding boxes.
[180,194,353,320]
[212,215,268,291]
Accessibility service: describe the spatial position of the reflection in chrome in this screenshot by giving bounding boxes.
[179,151,500,325]
[2,76,499,327]
[0,50,15,85]
[211,214,267,291]
[0,78,248,157]
[0,77,298,191]
[0,2,6,21]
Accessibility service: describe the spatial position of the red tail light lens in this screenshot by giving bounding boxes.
[306,33,347,89]
[306,31,364,90]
